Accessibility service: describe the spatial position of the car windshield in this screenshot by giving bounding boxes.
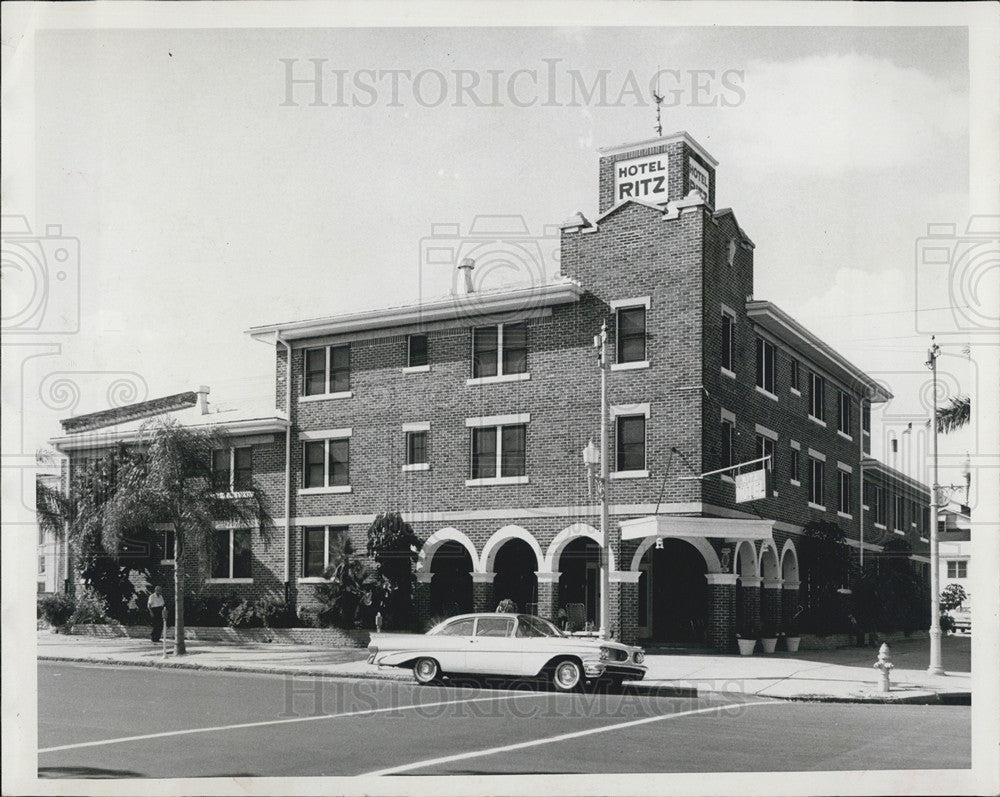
[515,615,563,638]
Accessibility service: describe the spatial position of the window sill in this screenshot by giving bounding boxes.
[720,367,736,380]
[214,491,254,500]
[837,511,854,521]
[205,578,253,585]
[790,387,801,397]
[808,502,826,511]
[755,386,779,402]
[808,415,827,428]
[611,360,649,372]
[402,365,431,374]
[611,469,649,479]
[159,559,175,566]
[465,476,529,486]
[402,463,430,472]
[300,391,354,403]
[862,504,870,511]
[721,475,735,484]
[837,430,853,442]
[790,479,801,487]
[298,486,352,495]
[919,536,929,543]
[466,372,530,386]
[893,529,905,536]
[297,577,332,585]
[874,523,887,530]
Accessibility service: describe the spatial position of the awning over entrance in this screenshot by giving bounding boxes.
[619,515,775,544]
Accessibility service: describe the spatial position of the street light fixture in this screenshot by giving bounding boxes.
[582,321,612,640]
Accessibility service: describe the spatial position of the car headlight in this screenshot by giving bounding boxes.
[599,647,612,662]
[634,651,645,664]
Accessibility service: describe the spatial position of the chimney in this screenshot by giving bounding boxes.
[458,258,475,295]
[197,385,211,414]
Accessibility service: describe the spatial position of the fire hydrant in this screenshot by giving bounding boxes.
[873,643,894,692]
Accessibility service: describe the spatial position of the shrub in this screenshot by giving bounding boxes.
[258,597,295,628]
[296,607,322,628]
[69,589,111,625]
[224,598,264,629]
[185,593,227,626]
[38,593,75,627]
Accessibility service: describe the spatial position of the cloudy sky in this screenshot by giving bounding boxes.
[5,7,993,496]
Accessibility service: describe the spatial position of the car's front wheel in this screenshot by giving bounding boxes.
[413,657,441,685]
[551,659,583,692]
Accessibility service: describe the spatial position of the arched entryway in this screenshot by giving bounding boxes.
[557,537,601,628]
[635,539,709,643]
[492,539,539,615]
[734,540,760,634]
[428,541,474,617]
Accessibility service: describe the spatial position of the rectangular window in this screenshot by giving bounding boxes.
[303,345,350,395]
[406,430,428,466]
[876,486,887,526]
[862,403,871,436]
[302,438,350,488]
[756,435,775,473]
[472,326,499,378]
[233,447,253,492]
[838,470,852,514]
[407,334,428,368]
[302,526,346,578]
[721,311,735,372]
[473,322,528,378]
[808,458,825,507]
[756,336,776,394]
[721,419,734,469]
[158,529,176,563]
[502,323,528,375]
[616,306,646,364]
[616,415,646,472]
[790,448,800,483]
[212,449,231,492]
[809,372,826,420]
[212,528,252,580]
[838,391,852,436]
[946,560,967,579]
[213,447,252,493]
[894,494,905,531]
[470,424,526,479]
[500,425,526,477]
[790,358,800,391]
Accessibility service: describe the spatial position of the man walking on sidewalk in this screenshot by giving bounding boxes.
[148,586,165,643]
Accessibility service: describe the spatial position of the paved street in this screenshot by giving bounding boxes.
[38,662,970,778]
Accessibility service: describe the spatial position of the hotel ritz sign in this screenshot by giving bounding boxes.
[614,153,710,205]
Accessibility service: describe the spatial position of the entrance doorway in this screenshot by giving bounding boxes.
[558,537,600,627]
[429,541,473,617]
[492,538,538,615]
[637,539,708,643]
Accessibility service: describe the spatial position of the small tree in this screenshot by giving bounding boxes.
[314,536,385,629]
[366,512,421,630]
[940,583,968,613]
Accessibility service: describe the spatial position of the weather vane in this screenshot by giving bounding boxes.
[652,66,664,137]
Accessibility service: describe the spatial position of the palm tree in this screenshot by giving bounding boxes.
[935,395,970,434]
[102,419,274,655]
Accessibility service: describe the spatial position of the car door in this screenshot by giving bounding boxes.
[430,617,474,672]
[466,616,518,675]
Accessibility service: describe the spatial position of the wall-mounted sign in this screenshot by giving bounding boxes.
[613,153,670,205]
[735,468,768,503]
[688,158,710,199]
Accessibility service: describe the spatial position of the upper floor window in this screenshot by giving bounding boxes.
[894,494,905,531]
[790,446,800,484]
[470,423,526,481]
[790,358,800,392]
[211,528,252,580]
[808,456,825,508]
[862,403,871,437]
[837,390,852,436]
[876,485,887,526]
[407,334,428,368]
[616,306,646,364]
[756,434,775,473]
[472,322,527,379]
[721,310,736,374]
[946,560,967,579]
[720,417,735,469]
[304,344,350,396]
[302,525,347,578]
[212,447,252,493]
[809,371,826,421]
[756,336,777,395]
[406,430,428,466]
[616,415,646,472]
[838,469,853,515]
[302,435,350,490]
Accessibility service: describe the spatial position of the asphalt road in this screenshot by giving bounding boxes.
[38,662,970,778]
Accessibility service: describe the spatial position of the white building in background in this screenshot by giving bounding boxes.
[938,503,972,607]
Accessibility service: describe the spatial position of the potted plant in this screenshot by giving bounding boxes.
[783,621,801,653]
[759,624,779,654]
[736,622,758,656]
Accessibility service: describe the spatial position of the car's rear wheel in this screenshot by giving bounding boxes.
[413,657,441,685]
[551,659,583,692]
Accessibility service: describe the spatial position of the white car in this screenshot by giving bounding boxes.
[367,612,647,691]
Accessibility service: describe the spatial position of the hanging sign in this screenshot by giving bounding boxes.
[735,468,768,503]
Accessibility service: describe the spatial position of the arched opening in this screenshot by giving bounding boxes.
[637,539,709,644]
[734,541,757,634]
[492,538,539,615]
[429,541,473,617]
[557,537,601,628]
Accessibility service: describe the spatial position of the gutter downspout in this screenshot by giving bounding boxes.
[277,332,293,601]
[859,396,866,570]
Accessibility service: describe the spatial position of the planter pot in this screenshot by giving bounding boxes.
[785,636,801,653]
[737,638,756,656]
[759,637,778,654]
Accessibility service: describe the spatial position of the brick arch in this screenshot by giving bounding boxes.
[758,541,780,581]
[733,539,759,578]
[415,527,479,574]
[780,539,800,583]
[543,523,616,572]
[629,535,722,573]
[480,525,544,574]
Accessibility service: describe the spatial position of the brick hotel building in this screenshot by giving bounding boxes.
[50,132,931,649]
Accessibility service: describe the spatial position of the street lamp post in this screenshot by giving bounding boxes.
[583,321,612,640]
[925,336,945,676]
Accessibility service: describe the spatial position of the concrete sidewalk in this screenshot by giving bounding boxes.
[37,631,971,705]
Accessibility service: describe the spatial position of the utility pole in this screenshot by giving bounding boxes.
[598,321,611,639]
[925,336,945,676]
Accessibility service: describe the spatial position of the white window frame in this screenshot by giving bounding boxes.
[611,403,650,478]
[755,335,778,399]
[720,408,736,483]
[808,371,826,426]
[213,446,254,498]
[404,333,431,373]
[837,390,853,440]
[300,344,353,401]
[298,429,352,494]
[206,527,253,583]
[837,467,853,519]
[403,422,430,471]
[720,305,736,378]
[611,297,651,371]
[946,560,967,579]
[468,322,530,384]
[807,456,825,510]
[298,525,348,583]
[465,414,530,486]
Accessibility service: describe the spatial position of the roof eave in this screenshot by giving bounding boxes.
[50,416,289,453]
